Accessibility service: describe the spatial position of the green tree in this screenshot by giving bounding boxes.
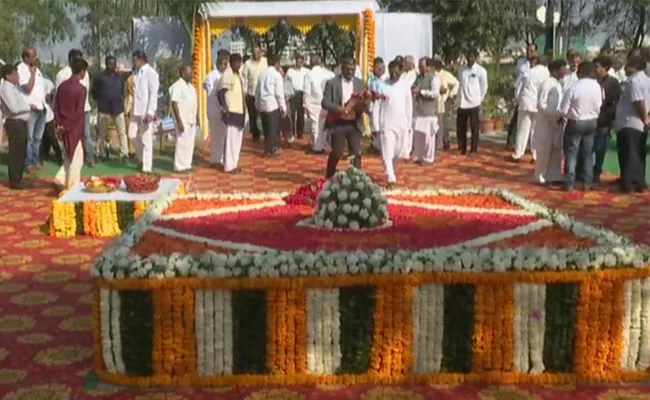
[156,0,208,47]
[590,0,649,48]
[0,0,73,62]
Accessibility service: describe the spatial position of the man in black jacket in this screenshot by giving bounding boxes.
[592,55,621,183]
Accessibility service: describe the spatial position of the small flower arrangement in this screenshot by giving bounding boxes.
[311,166,391,230]
[83,176,121,193]
[327,90,386,123]
[124,173,161,194]
[283,178,327,206]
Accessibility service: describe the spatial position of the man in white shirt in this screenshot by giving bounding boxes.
[17,47,47,171]
[334,61,363,80]
[397,55,418,159]
[128,50,160,173]
[204,50,230,166]
[1,64,32,189]
[411,58,441,165]
[379,61,413,188]
[533,60,567,185]
[242,46,267,141]
[456,49,488,155]
[287,55,309,138]
[56,49,95,166]
[508,43,538,148]
[561,52,581,89]
[615,56,650,193]
[169,65,198,173]
[39,70,62,164]
[558,61,603,191]
[367,57,388,153]
[303,55,335,154]
[255,55,286,157]
[512,55,549,162]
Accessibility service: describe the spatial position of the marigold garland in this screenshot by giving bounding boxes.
[49,183,184,237]
[193,22,203,93]
[363,9,375,76]
[355,13,363,64]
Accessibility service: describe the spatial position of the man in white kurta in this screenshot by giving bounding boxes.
[169,65,198,172]
[379,61,413,188]
[534,60,568,184]
[512,56,549,162]
[412,58,441,164]
[128,51,159,172]
[398,55,418,159]
[204,52,229,166]
[303,55,335,154]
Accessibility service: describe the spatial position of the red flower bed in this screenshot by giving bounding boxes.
[282,178,327,205]
[153,204,539,252]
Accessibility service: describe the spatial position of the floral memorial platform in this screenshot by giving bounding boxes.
[50,178,184,238]
[90,168,650,388]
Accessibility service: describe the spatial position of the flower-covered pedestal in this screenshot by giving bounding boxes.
[50,178,184,238]
[90,173,650,387]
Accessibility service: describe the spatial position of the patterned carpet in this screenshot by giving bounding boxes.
[0,137,649,400]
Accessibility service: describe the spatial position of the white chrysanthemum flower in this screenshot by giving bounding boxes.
[359,209,370,220]
[369,215,378,225]
[355,182,365,190]
[327,201,337,212]
[337,215,348,225]
[341,177,352,187]
[349,220,360,230]
[337,190,348,201]
[362,198,372,208]
[342,204,353,214]
[350,191,360,200]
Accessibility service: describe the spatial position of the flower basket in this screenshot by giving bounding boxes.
[124,173,161,194]
[83,177,121,193]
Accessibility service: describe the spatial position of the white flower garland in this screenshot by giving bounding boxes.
[100,288,116,373]
[636,278,650,370]
[91,188,650,280]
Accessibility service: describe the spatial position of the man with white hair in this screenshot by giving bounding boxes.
[303,54,334,154]
[411,57,441,165]
[204,50,230,166]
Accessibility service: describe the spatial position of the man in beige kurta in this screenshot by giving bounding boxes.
[432,57,459,150]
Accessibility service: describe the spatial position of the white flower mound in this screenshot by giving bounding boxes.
[312,167,390,230]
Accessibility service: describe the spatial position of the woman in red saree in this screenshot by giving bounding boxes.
[53,58,88,190]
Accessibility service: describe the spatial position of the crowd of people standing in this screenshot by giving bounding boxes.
[1,43,648,194]
[508,45,650,193]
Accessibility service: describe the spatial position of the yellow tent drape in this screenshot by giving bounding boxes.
[196,13,371,139]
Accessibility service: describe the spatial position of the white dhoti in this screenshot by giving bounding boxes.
[380,129,404,183]
[307,106,327,151]
[398,128,413,159]
[128,115,155,172]
[370,101,382,151]
[174,124,196,171]
[412,115,439,164]
[209,115,227,164]
[513,110,537,160]
[224,124,243,172]
[532,116,564,184]
[54,142,84,188]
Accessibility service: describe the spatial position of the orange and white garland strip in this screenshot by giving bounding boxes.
[363,9,375,75]
[192,22,204,96]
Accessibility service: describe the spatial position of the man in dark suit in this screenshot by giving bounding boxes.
[322,58,366,178]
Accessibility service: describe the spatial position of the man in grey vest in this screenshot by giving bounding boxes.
[412,57,441,164]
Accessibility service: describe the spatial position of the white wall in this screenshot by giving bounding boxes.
[375,13,433,63]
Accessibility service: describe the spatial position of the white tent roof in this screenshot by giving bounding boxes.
[201,1,380,18]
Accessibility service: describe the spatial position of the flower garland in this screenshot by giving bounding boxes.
[50,183,184,238]
[193,22,203,94]
[92,275,650,387]
[363,9,375,76]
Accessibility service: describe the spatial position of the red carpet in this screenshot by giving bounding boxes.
[0,138,648,399]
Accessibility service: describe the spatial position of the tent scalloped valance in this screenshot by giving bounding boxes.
[209,14,358,36]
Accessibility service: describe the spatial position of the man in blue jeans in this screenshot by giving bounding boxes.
[17,47,47,172]
[558,62,603,192]
[592,56,621,182]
